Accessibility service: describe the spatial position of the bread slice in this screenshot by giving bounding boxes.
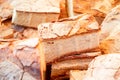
[12,0,60,28]
[38,14,100,63]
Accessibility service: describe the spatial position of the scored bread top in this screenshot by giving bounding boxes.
[13,0,60,13]
[38,14,100,39]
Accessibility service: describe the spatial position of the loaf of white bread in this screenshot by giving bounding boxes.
[12,0,60,28]
[38,14,100,63]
